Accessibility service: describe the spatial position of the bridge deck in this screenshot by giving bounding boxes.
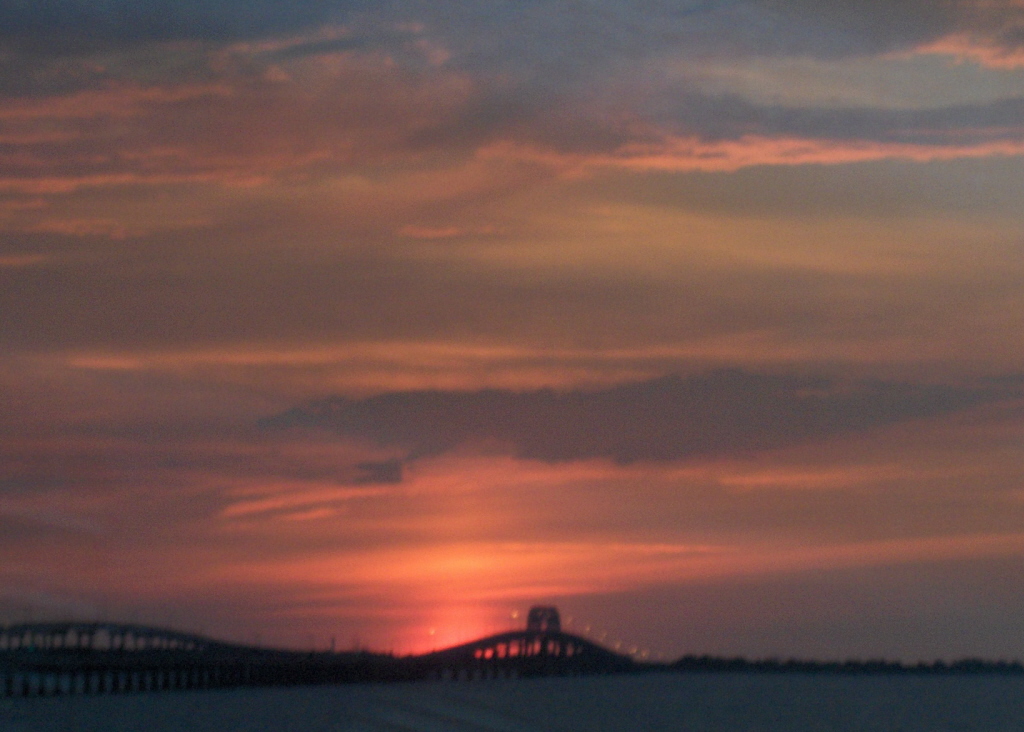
[0,624,638,697]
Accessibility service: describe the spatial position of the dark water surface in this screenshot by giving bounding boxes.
[3,673,1023,731]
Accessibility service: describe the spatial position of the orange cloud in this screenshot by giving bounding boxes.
[0,254,49,268]
[6,405,1024,652]
[58,342,688,396]
[0,171,241,195]
[715,464,918,491]
[221,484,398,520]
[217,532,1024,637]
[0,84,234,123]
[398,224,500,240]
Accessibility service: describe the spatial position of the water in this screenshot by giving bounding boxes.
[3,673,1023,731]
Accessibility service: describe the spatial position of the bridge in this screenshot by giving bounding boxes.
[0,608,639,697]
[413,628,637,681]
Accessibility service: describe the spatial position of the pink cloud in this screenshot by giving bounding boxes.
[480,132,1024,175]
[0,54,476,197]
[912,33,1024,68]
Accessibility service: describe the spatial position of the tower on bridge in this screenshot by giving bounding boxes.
[525,606,560,633]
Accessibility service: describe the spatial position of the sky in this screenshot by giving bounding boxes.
[3,0,1024,662]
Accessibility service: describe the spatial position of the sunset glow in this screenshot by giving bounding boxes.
[5,0,1024,663]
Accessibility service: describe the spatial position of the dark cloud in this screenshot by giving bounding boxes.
[5,1,1020,68]
[265,371,1014,463]
[645,92,1024,146]
[750,0,959,56]
[581,157,1024,219]
[395,0,1017,82]
[353,459,403,484]
[0,0,354,50]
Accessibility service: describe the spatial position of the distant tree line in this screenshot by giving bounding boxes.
[666,655,1024,675]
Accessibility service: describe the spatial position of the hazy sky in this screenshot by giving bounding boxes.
[4,0,1024,661]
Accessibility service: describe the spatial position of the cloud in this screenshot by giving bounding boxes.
[265,370,1014,462]
[0,56,478,195]
[3,5,1023,217]
[6,48,1021,212]
[916,33,1024,67]
[3,2,1021,87]
[0,0,355,50]
[354,458,404,484]
[580,156,1024,220]
[484,133,1024,176]
[629,89,1024,147]
[0,253,49,268]
[398,224,500,240]
[381,1,1011,80]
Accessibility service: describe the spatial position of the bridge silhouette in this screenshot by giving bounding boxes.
[0,608,638,697]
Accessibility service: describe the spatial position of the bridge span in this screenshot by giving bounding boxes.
[414,627,637,681]
[0,609,638,697]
